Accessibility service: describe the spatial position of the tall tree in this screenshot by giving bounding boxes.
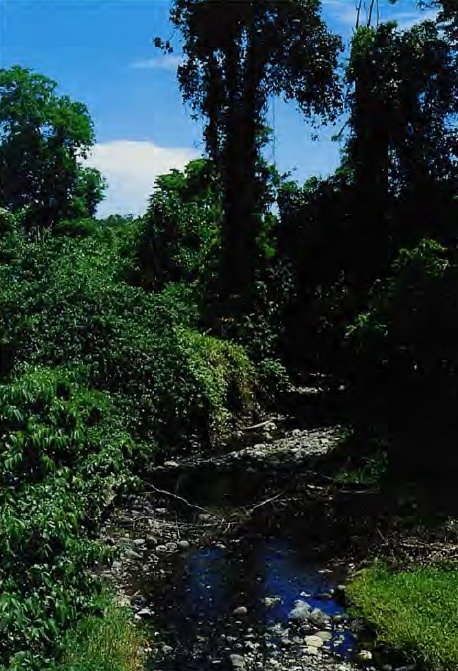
[343,18,458,286]
[158,0,342,311]
[0,66,105,234]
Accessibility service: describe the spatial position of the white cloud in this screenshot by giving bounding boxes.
[322,0,358,27]
[84,140,200,218]
[393,8,439,29]
[131,55,184,71]
[322,0,438,30]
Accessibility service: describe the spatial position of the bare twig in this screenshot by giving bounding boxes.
[242,419,271,431]
[245,491,285,513]
[141,483,215,516]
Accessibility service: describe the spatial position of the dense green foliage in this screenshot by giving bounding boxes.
[0,207,257,669]
[0,367,133,670]
[3,0,458,668]
[159,0,342,308]
[0,66,106,233]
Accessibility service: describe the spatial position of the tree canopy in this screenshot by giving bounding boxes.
[0,65,106,233]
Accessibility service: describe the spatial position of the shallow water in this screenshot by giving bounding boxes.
[141,529,356,670]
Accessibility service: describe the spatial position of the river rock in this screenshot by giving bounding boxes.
[145,535,157,549]
[130,594,147,609]
[233,606,248,616]
[155,544,168,554]
[289,600,311,621]
[178,539,190,550]
[264,596,281,607]
[166,542,178,552]
[335,584,346,597]
[133,538,146,546]
[316,590,334,600]
[137,607,153,618]
[304,635,324,648]
[305,646,320,656]
[315,631,333,641]
[356,650,373,662]
[124,548,143,560]
[164,460,179,468]
[229,653,246,670]
[309,607,328,626]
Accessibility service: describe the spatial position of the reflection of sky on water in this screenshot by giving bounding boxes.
[149,535,356,669]
[185,546,228,619]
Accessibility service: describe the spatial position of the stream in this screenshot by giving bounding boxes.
[102,414,375,671]
[140,527,357,671]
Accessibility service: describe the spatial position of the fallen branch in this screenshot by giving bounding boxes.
[141,483,215,516]
[242,419,272,431]
[244,491,285,513]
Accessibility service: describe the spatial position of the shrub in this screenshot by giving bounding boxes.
[345,239,458,433]
[0,366,134,670]
[0,230,256,454]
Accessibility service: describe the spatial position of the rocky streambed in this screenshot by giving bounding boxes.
[98,404,395,671]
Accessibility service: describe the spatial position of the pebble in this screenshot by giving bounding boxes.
[305,646,320,656]
[229,653,246,670]
[289,600,311,621]
[137,607,153,618]
[145,535,157,549]
[304,635,324,648]
[164,460,179,468]
[130,594,147,609]
[356,650,373,662]
[124,549,143,560]
[178,539,190,550]
[233,606,248,616]
[315,631,333,641]
[166,542,178,552]
[133,538,146,546]
[155,545,168,554]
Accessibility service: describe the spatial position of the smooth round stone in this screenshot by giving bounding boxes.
[304,635,324,648]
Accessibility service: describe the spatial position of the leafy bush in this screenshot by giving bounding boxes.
[0,366,135,670]
[0,225,255,454]
[345,239,458,419]
[134,158,221,292]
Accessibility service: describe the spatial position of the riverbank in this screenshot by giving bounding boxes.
[98,387,458,671]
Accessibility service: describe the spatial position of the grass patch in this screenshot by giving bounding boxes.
[55,593,146,671]
[347,563,458,669]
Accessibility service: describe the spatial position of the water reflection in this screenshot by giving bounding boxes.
[146,534,356,670]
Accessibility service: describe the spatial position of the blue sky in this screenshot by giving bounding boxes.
[0,0,436,216]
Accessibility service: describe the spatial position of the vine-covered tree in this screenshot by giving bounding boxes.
[157,0,343,310]
[343,18,458,286]
[0,66,106,234]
